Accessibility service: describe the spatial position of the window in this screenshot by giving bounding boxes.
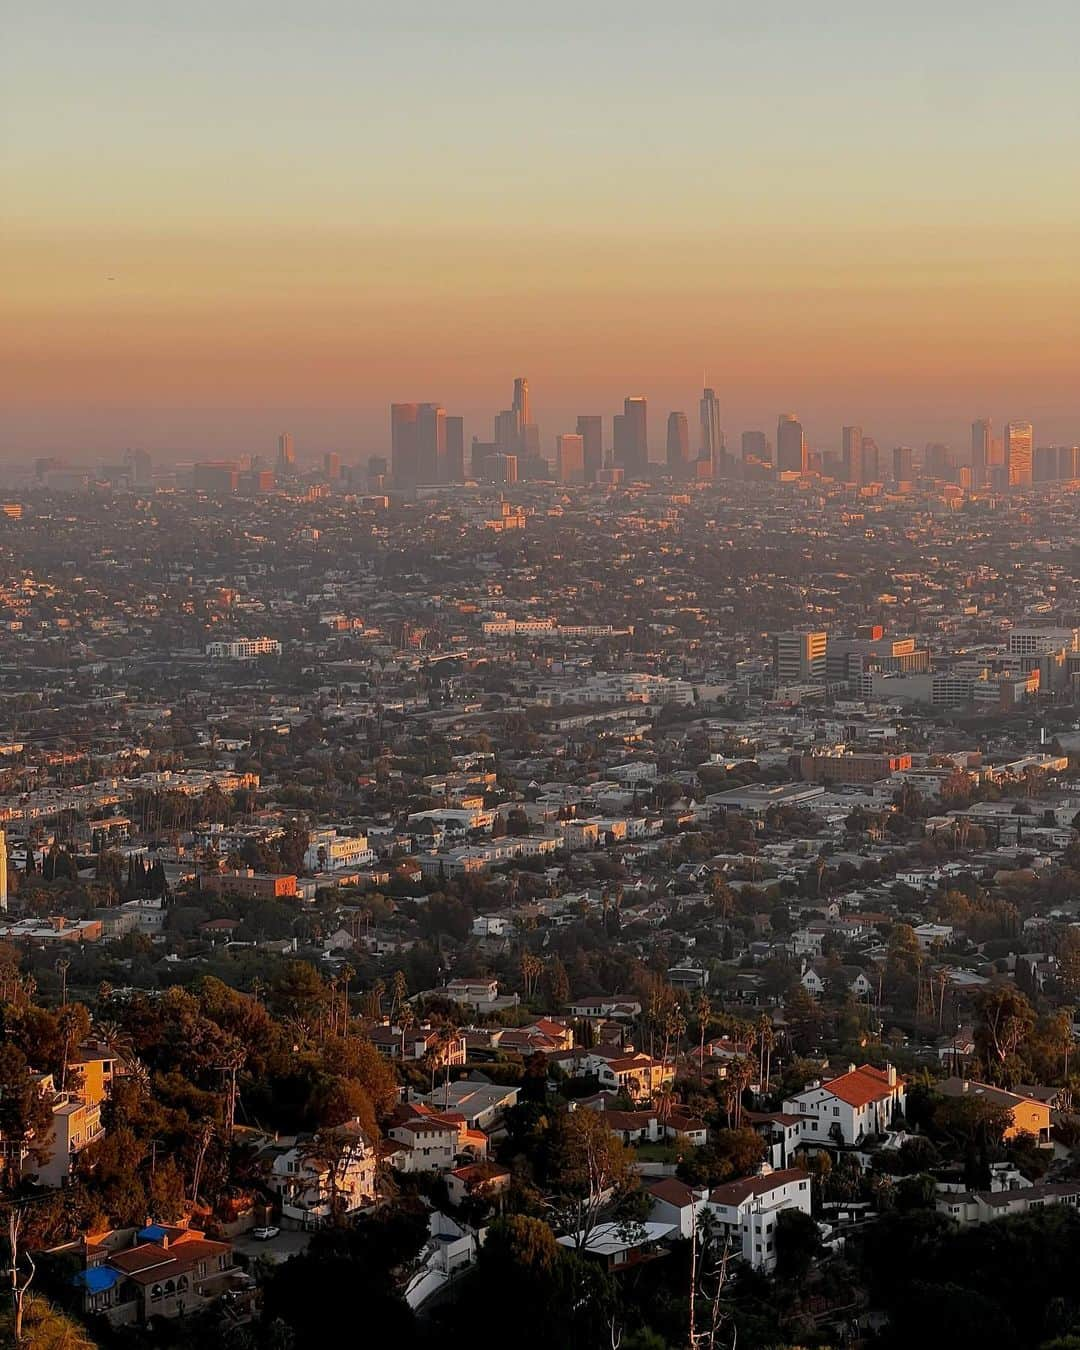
[833,1106,840,1116]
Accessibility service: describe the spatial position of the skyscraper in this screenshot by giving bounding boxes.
[699,387,722,476]
[471,438,496,481]
[445,416,465,482]
[277,433,295,474]
[493,453,517,486]
[417,403,446,483]
[576,415,603,483]
[495,408,519,454]
[741,430,769,463]
[513,377,530,430]
[925,443,950,479]
[391,403,420,486]
[971,418,992,488]
[125,448,153,487]
[776,414,806,473]
[1005,421,1033,487]
[841,425,863,484]
[892,446,914,483]
[666,412,689,475]
[323,451,341,480]
[861,436,880,483]
[556,433,585,483]
[615,396,648,475]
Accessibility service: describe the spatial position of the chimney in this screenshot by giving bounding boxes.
[887,1064,897,1087]
[847,1063,856,1075]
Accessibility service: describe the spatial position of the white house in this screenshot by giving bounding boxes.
[783,1063,906,1147]
[646,1178,709,1239]
[913,923,954,951]
[404,1212,478,1310]
[706,1166,813,1271]
[304,828,376,872]
[388,1113,460,1173]
[471,915,515,939]
[269,1122,376,1226]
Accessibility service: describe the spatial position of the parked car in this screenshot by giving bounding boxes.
[251,1226,280,1241]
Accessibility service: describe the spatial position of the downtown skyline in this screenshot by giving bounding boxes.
[6,1,1080,454]
[0,374,1068,469]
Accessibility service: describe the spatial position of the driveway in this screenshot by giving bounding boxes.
[233,1229,313,1264]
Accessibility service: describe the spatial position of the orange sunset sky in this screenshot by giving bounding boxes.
[5,0,1080,458]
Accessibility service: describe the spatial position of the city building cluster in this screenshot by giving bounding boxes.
[0,437,1075,1348]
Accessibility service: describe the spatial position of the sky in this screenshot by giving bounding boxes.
[4,0,1080,460]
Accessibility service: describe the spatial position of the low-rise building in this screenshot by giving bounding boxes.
[706,1166,813,1271]
[783,1063,905,1146]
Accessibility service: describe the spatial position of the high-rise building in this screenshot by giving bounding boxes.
[445,416,465,482]
[1005,421,1033,487]
[125,448,153,487]
[576,416,603,483]
[773,630,828,683]
[1033,446,1058,483]
[556,433,585,483]
[892,446,914,483]
[391,403,420,486]
[699,387,722,476]
[925,443,951,479]
[615,396,648,475]
[666,412,689,475]
[493,452,518,486]
[741,430,769,462]
[277,433,295,474]
[776,414,806,473]
[323,451,341,481]
[862,437,880,483]
[1059,446,1080,482]
[193,461,240,494]
[367,456,388,491]
[495,408,519,454]
[841,426,863,485]
[970,418,992,488]
[513,377,530,430]
[471,438,496,481]
[417,403,447,483]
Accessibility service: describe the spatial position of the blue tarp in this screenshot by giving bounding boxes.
[74,1265,120,1294]
[137,1224,167,1242]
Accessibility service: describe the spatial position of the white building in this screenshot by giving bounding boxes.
[269,1122,375,1226]
[705,1166,813,1271]
[783,1063,905,1147]
[205,637,281,659]
[304,828,375,872]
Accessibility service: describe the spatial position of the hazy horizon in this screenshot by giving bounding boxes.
[0,398,1071,466]
[6,0,1080,456]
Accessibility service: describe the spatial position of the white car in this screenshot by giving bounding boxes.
[251,1226,280,1241]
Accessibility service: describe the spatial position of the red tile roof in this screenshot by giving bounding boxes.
[709,1168,810,1208]
[822,1064,898,1108]
[648,1177,698,1208]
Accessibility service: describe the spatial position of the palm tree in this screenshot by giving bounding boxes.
[399,1003,416,1060]
[338,963,356,1036]
[697,994,714,1076]
[757,1013,775,1093]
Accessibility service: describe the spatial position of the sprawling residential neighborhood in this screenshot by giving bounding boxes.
[0,463,1076,1349]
